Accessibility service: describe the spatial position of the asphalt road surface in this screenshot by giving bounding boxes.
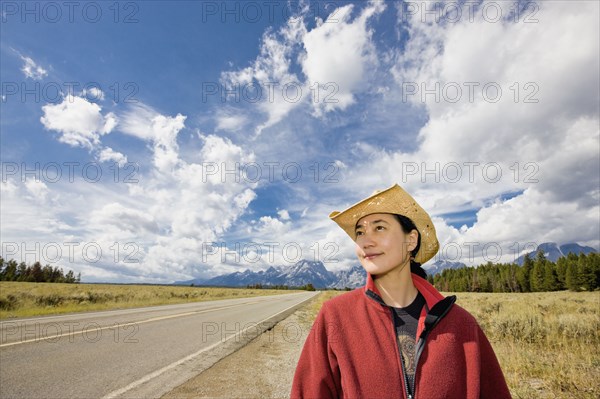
[0,291,318,399]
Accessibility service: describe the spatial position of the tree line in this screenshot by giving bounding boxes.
[0,258,81,284]
[429,251,599,292]
[245,283,316,291]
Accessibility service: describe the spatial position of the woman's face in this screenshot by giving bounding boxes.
[354,213,418,277]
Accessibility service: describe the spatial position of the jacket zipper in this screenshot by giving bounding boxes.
[400,345,412,399]
[411,335,426,399]
[411,297,456,399]
[390,308,413,399]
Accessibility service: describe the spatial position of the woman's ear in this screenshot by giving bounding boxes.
[407,229,419,252]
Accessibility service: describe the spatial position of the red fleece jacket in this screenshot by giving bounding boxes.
[291,273,511,399]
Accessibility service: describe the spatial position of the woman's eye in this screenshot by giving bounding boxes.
[355,231,363,236]
[376,226,385,231]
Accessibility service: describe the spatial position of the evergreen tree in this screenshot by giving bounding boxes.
[542,262,559,291]
[16,262,27,281]
[0,259,80,283]
[590,253,600,290]
[471,268,480,292]
[422,252,597,293]
[566,261,581,291]
[518,253,533,292]
[578,253,594,291]
[555,257,568,290]
[31,262,44,282]
[479,266,493,292]
[531,250,548,292]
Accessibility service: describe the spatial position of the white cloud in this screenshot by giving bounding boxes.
[392,0,599,165]
[220,19,307,135]
[4,90,263,282]
[432,188,600,265]
[40,95,117,149]
[256,215,290,236]
[97,147,128,166]
[278,209,290,220]
[119,103,186,172]
[20,55,48,80]
[215,111,247,132]
[301,1,386,115]
[89,202,159,236]
[24,180,49,202]
[119,103,159,141]
[151,113,186,173]
[1,130,259,282]
[219,1,385,133]
[82,87,105,101]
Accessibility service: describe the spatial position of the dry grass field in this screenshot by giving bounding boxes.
[451,291,600,398]
[0,281,295,319]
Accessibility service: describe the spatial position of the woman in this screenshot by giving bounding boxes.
[291,184,511,399]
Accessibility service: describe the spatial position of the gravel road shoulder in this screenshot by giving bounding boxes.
[162,291,339,399]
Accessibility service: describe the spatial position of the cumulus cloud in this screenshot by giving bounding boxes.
[89,203,159,236]
[301,1,386,115]
[4,94,262,282]
[97,147,128,166]
[394,2,599,167]
[220,19,306,134]
[219,0,385,133]
[120,103,186,172]
[82,87,105,101]
[136,136,258,280]
[278,209,290,220]
[40,95,118,149]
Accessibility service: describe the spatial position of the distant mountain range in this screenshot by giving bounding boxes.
[176,242,596,288]
[177,260,366,289]
[423,260,466,276]
[515,242,596,265]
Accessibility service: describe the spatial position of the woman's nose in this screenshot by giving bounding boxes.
[358,234,375,248]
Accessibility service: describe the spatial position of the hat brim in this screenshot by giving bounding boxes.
[329,184,439,264]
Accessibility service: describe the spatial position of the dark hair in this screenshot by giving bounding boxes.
[393,214,427,279]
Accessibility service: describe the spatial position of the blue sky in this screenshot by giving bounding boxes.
[1,0,599,283]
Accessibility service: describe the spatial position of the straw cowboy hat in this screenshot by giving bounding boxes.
[329,184,439,264]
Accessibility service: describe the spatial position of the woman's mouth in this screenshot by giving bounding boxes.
[364,253,381,260]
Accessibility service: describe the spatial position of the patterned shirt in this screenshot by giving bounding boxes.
[392,292,426,396]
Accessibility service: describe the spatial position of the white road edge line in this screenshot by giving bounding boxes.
[101,292,318,399]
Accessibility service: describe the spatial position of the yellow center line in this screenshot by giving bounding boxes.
[0,299,268,348]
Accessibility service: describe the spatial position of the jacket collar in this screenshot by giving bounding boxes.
[364,272,456,338]
[364,272,445,311]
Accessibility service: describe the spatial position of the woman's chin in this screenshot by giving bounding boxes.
[360,263,390,276]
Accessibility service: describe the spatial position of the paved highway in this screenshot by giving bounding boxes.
[0,291,318,399]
